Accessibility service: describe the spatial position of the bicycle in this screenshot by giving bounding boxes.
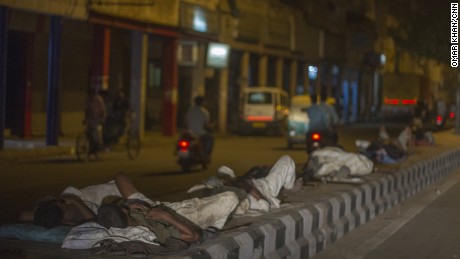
[76,114,140,162]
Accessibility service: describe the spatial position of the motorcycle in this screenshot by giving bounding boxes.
[175,131,209,172]
[306,129,338,154]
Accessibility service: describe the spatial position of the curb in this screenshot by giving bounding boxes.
[0,146,74,161]
[176,148,460,258]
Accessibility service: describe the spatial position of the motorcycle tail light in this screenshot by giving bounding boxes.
[312,133,321,141]
[436,115,442,125]
[178,140,190,151]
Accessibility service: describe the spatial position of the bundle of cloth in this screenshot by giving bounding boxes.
[304,146,374,183]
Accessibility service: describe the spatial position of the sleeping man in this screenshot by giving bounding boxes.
[19,172,239,232]
[187,155,299,215]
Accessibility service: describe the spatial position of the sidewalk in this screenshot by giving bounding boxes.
[0,131,172,162]
[0,131,234,162]
[0,140,74,162]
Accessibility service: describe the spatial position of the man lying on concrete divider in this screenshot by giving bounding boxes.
[188,155,301,215]
[19,172,239,232]
[97,155,299,244]
[355,125,430,164]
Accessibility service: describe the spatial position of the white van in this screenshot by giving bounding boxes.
[238,87,289,135]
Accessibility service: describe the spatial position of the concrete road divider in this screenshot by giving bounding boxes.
[175,148,460,259]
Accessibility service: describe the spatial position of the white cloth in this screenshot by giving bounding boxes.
[309,147,373,178]
[378,126,390,141]
[127,192,161,207]
[217,166,236,178]
[233,155,296,215]
[397,127,412,151]
[163,191,239,230]
[131,190,238,230]
[62,222,158,249]
[355,140,371,151]
[130,192,238,230]
[62,181,122,214]
[62,181,159,214]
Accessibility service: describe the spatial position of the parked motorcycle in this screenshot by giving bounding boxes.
[175,131,209,172]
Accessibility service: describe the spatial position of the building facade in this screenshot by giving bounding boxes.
[0,0,455,147]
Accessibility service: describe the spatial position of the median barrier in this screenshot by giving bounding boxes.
[174,148,460,258]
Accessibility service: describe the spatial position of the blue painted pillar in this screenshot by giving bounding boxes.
[342,80,349,123]
[46,16,62,146]
[0,7,8,150]
[351,79,359,122]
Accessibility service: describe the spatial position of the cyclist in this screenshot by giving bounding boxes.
[104,89,131,147]
[84,88,106,158]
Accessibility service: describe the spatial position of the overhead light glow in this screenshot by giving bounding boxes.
[380,54,386,65]
[308,66,318,80]
[210,46,228,57]
[193,9,207,32]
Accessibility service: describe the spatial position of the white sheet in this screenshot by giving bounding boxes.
[309,147,374,179]
[61,222,159,249]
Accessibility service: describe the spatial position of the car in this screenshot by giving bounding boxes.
[237,87,289,135]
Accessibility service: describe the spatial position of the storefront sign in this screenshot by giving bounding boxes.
[206,42,230,68]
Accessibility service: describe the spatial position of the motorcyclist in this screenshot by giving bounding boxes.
[305,93,330,153]
[185,95,214,161]
[319,91,339,145]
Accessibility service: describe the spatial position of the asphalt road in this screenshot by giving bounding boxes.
[313,167,460,259]
[0,122,422,225]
